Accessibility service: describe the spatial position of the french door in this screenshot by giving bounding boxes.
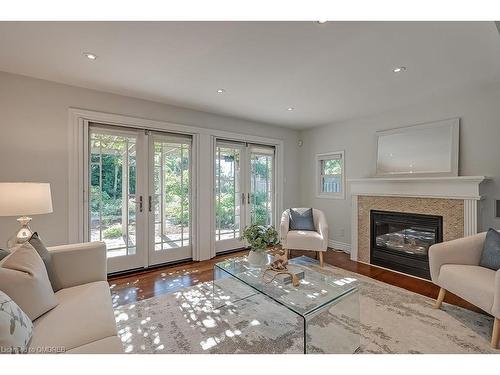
[214,141,275,253]
[87,125,192,273]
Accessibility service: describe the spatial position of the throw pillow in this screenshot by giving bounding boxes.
[0,290,33,354]
[289,208,316,231]
[0,242,58,321]
[29,232,62,292]
[479,228,500,271]
[0,249,10,261]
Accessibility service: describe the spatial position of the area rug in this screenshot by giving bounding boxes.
[114,257,498,354]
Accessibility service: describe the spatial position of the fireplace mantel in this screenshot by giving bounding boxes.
[349,176,488,263]
[349,176,487,200]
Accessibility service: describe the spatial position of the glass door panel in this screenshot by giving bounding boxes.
[249,149,274,226]
[89,127,145,273]
[215,144,245,252]
[214,142,275,253]
[149,135,192,265]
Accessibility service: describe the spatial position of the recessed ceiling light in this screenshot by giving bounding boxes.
[317,20,328,24]
[287,107,295,111]
[216,88,225,94]
[83,52,97,60]
[393,66,407,73]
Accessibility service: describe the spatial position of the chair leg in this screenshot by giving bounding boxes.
[319,252,324,267]
[434,288,446,309]
[492,318,500,349]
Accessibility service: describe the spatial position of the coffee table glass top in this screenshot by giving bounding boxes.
[214,255,358,316]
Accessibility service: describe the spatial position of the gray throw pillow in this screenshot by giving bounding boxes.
[28,232,62,292]
[479,228,500,271]
[289,208,316,231]
[0,249,10,261]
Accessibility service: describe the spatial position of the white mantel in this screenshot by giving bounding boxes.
[348,176,488,262]
[349,176,487,200]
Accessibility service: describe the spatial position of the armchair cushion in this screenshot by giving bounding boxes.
[289,208,315,231]
[438,264,496,313]
[285,230,325,252]
[479,228,500,271]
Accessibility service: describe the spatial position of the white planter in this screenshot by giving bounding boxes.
[247,250,270,267]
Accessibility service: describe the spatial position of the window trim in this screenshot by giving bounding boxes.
[316,151,345,199]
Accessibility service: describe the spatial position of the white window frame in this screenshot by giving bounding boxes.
[316,151,345,199]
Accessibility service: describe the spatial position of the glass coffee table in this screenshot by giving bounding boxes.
[213,255,360,354]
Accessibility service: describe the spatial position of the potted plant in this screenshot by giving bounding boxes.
[241,224,280,266]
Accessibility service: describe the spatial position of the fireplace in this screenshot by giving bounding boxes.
[370,210,443,279]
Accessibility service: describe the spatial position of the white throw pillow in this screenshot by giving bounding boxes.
[0,290,34,353]
[0,242,58,320]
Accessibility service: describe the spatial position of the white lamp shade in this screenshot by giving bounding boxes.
[0,183,53,217]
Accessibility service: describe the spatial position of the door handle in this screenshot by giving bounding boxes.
[241,193,246,205]
[148,195,152,212]
[247,192,250,204]
[139,195,143,212]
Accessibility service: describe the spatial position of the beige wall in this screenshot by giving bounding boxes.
[0,71,301,246]
[299,84,500,247]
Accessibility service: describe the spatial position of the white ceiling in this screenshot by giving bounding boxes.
[1,21,500,129]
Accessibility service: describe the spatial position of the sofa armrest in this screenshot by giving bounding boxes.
[280,210,290,247]
[493,269,500,319]
[429,232,486,283]
[47,241,107,289]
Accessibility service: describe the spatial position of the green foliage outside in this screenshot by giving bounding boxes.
[157,143,190,226]
[90,134,190,230]
[103,224,123,239]
[322,159,342,175]
[241,224,280,252]
[216,151,273,231]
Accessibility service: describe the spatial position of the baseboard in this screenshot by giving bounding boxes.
[328,239,351,253]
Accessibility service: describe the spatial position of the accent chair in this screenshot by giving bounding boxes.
[429,232,500,349]
[280,208,328,267]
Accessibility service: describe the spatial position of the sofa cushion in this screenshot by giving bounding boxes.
[29,232,62,292]
[479,228,500,271]
[438,264,496,313]
[65,336,123,354]
[285,230,324,251]
[30,281,118,352]
[289,208,315,231]
[0,242,58,320]
[0,290,34,353]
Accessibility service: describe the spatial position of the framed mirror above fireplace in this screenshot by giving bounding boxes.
[370,210,443,280]
[375,118,459,177]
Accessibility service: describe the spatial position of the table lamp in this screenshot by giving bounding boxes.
[0,183,53,249]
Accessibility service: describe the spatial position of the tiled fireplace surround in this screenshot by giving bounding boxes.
[349,176,487,267]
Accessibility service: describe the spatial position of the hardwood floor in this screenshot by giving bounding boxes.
[109,248,483,314]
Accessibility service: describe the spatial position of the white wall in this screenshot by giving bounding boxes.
[299,84,500,247]
[0,71,300,247]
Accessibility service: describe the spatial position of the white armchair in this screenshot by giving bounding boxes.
[280,208,329,267]
[429,232,499,349]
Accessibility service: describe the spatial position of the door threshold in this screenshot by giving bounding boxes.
[108,258,193,279]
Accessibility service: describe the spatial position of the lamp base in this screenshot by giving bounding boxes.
[7,216,33,250]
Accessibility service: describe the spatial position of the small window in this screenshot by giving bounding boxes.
[316,151,345,199]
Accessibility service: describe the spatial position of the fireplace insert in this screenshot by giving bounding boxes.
[370,210,443,279]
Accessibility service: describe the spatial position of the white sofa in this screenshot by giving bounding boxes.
[280,208,329,267]
[29,241,123,354]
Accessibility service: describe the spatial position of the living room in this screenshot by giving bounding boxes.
[1,1,500,373]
